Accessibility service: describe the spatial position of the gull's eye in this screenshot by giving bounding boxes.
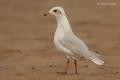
[53,9,57,12]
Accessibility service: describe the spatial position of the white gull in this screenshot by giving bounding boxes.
[44,7,104,74]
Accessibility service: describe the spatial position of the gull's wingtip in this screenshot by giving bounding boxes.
[91,58,104,65]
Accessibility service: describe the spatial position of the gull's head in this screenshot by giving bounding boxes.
[44,7,65,17]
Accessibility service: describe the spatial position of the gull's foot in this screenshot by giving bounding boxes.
[56,71,67,75]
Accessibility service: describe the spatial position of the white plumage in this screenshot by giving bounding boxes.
[45,6,104,74]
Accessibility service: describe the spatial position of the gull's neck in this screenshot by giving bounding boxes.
[56,15,73,32]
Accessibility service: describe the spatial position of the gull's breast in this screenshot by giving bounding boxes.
[54,31,72,55]
[54,31,64,50]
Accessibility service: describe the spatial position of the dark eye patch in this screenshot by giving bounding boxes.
[53,9,57,12]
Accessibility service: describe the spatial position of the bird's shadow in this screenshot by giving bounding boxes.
[56,71,79,75]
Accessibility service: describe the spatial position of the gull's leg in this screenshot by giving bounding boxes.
[64,56,70,74]
[74,59,78,74]
[72,57,78,74]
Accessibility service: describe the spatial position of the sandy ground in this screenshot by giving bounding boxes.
[0,0,120,80]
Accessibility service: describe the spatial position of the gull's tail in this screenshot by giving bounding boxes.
[90,50,104,65]
[91,57,104,65]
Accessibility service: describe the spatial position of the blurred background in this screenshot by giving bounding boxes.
[0,0,120,80]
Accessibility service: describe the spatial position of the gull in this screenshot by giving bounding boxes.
[44,7,104,74]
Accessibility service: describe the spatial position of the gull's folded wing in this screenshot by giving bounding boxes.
[59,33,104,65]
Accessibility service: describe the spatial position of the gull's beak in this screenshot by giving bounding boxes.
[44,13,50,16]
